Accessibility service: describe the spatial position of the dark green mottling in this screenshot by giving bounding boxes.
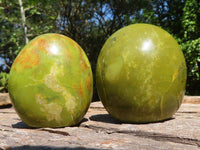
[96,24,186,123]
[8,33,93,127]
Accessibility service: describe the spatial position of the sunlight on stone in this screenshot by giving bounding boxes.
[141,39,153,52]
[49,44,59,55]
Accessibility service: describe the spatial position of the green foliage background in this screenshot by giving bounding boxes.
[0,0,199,96]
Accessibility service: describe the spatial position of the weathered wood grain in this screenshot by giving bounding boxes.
[0,100,200,150]
[183,96,200,104]
[0,93,11,108]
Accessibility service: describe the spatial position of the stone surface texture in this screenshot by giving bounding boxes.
[96,24,187,123]
[0,95,200,150]
[8,33,93,128]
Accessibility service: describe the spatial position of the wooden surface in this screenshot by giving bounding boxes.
[0,95,200,150]
[0,93,11,108]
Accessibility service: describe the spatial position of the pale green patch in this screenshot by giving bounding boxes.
[44,64,77,114]
[172,70,178,82]
[36,94,62,122]
[105,56,123,83]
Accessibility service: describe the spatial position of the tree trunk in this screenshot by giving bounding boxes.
[18,0,29,44]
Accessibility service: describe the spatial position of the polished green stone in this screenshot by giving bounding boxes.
[8,33,93,127]
[96,24,187,123]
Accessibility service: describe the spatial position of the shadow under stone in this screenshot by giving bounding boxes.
[12,121,35,129]
[0,104,12,109]
[90,114,175,125]
[73,118,88,127]
[12,118,89,129]
[89,114,122,124]
[6,145,102,150]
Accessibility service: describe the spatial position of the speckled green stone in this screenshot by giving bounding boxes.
[96,24,187,123]
[8,33,93,127]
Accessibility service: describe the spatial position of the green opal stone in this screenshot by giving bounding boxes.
[8,33,93,127]
[96,24,187,123]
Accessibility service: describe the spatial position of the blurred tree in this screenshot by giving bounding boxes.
[18,0,29,44]
[0,0,199,95]
[181,0,200,95]
[0,0,56,71]
[135,0,185,37]
[0,0,23,72]
[0,72,9,92]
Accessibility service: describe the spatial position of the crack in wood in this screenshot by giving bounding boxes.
[117,130,200,147]
[89,107,105,110]
[81,124,200,147]
[0,111,16,114]
[0,128,12,132]
[38,128,70,136]
[178,112,199,114]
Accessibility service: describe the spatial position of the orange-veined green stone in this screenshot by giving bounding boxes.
[96,24,187,123]
[8,33,93,127]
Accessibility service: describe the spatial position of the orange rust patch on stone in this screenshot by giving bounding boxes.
[65,48,71,60]
[68,38,76,51]
[54,35,72,59]
[78,83,84,97]
[32,38,49,54]
[86,73,92,91]
[77,44,83,57]
[69,40,76,49]
[77,46,88,72]
[80,59,89,72]
[13,48,40,70]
